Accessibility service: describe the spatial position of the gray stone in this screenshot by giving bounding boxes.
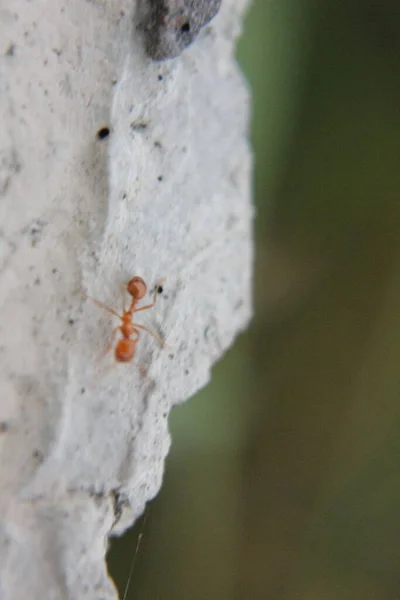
[143,0,223,60]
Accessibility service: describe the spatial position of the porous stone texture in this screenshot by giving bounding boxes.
[142,0,223,60]
[0,0,253,597]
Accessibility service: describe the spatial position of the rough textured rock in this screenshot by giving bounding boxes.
[142,0,223,60]
[0,0,253,597]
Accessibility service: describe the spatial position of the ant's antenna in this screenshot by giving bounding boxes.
[122,509,149,600]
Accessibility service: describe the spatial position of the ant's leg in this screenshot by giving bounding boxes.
[89,328,119,388]
[133,302,155,313]
[120,283,128,312]
[87,296,121,320]
[103,327,119,357]
[133,282,162,313]
[134,323,165,346]
[89,360,117,390]
[93,327,119,364]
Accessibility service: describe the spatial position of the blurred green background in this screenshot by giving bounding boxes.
[108,1,400,598]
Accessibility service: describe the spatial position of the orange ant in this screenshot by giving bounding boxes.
[89,276,164,363]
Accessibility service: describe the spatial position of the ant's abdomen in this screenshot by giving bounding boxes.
[115,338,136,363]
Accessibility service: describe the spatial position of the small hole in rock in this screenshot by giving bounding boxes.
[181,22,190,33]
[97,127,110,140]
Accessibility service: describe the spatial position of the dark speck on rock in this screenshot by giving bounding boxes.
[32,449,44,462]
[130,121,149,131]
[5,43,15,56]
[97,126,110,140]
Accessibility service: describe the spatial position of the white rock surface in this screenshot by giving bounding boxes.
[0,0,253,597]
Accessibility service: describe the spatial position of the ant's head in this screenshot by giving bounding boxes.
[127,276,147,300]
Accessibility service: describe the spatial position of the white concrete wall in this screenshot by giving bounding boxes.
[0,0,253,597]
